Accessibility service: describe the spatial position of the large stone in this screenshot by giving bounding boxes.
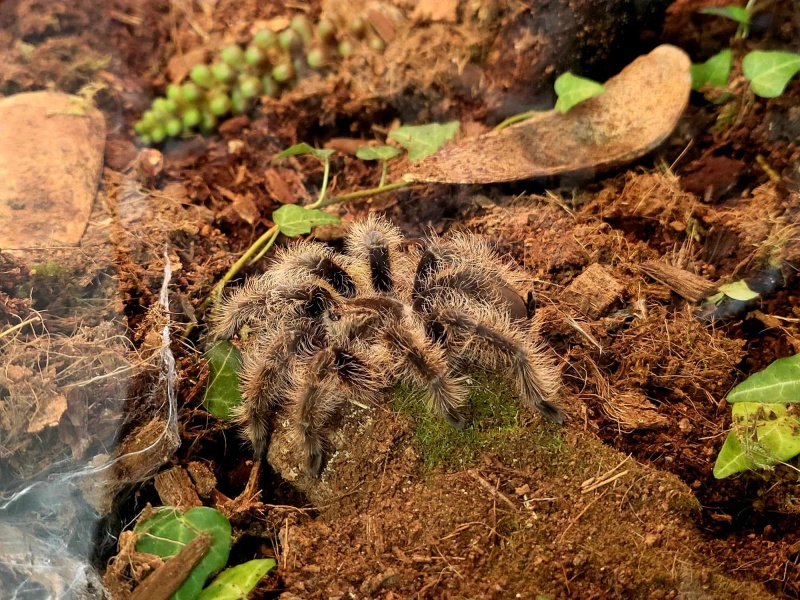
[0,91,105,250]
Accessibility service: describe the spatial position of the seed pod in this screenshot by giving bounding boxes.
[181,82,203,104]
[271,61,295,83]
[316,17,337,42]
[279,28,303,53]
[261,75,279,98]
[349,17,367,39]
[165,118,182,137]
[239,75,262,99]
[150,125,167,143]
[190,64,215,88]
[337,40,354,57]
[208,92,232,116]
[230,88,248,115]
[290,14,313,44]
[182,107,202,128]
[245,45,267,67]
[220,44,245,68]
[253,29,277,50]
[211,61,236,84]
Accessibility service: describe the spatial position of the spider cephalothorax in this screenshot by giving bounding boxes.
[212,215,564,475]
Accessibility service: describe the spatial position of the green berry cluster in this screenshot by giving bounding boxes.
[134,14,386,144]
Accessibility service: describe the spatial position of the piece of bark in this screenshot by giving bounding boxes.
[154,466,203,511]
[562,264,625,319]
[187,461,218,499]
[639,261,717,303]
[406,45,691,184]
[0,91,105,250]
[129,533,211,600]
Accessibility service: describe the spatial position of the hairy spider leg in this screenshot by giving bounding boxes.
[212,273,275,340]
[430,303,564,424]
[270,241,363,297]
[345,214,405,294]
[236,319,324,456]
[290,345,386,475]
[382,317,468,428]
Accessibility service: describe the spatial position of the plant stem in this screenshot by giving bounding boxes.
[379,160,388,188]
[315,180,412,208]
[249,225,281,264]
[195,224,279,316]
[494,110,540,131]
[309,157,331,209]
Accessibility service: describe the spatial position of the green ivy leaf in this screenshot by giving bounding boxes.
[272,204,341,237]
[554,72,606,113]
[272,143,335,162]
[699,6,750,24]
[713,430,759,478]
[743,51,800,98]
[203,341,242,420]
[691,49,732,90]
[135,507,232,600]
[717,279,759,301]
[728,353,800,404]
[757,407,800,462]
[356,145,402,161]
[198,559,277,600]
[387,122,460,162]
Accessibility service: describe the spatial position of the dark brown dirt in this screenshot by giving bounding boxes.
[2,0,800,598]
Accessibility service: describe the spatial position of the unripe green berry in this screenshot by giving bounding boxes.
[337,40,354,57]
[368,36,385,51]
[165,118,182,137]
[139,134,152,145]
[245,45,266,67]
[349,17,367,39]
[220,44,245,68]
[211,61,236,84]
[181,82,203,104]
[230,88,248,115]
[162,98,179,115]
[133,120,148,135]
[150,125,166,143]
[182,107,202,128]
[165,84,182,101]
[290,14,313,44]
[253,29,277,50]
[261,75,279,98]
[141,110,159,126]
[190,64,215,88]
[200,111,217,132]
[272,61,294,83]
[306,47,328,69]
[239,75,262,98]
[279,28,303,52]
[208,92,232,116]
[316,18,336,42]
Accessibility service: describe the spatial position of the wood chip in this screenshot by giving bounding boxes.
[639,261,717,303]
[562,263,625,319]
[154,466,203,511]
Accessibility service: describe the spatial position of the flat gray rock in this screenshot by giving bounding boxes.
[0,91,105,250]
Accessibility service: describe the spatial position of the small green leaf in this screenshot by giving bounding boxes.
[743,51,800,98]
[272,143,335,162]
[199,559,277,600]
[356,145,402,161]
[713,430,759,478]
[757,409,800,462]
[272,204,341,237]
[554,72,606,113]
[717,280,759,301]
[387,122,460,162]
[691,49,732,90]
[136,507,232,600]
[699,6,750,24]
[728,353,800,404]
[203,341,243,420]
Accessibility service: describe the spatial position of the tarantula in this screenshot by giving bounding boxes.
[212,215,564,475]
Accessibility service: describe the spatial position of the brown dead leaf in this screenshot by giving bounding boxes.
[231,194,260,225]
[264,168,309,205]
[26,393,67,433]
[405,45,691,184]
